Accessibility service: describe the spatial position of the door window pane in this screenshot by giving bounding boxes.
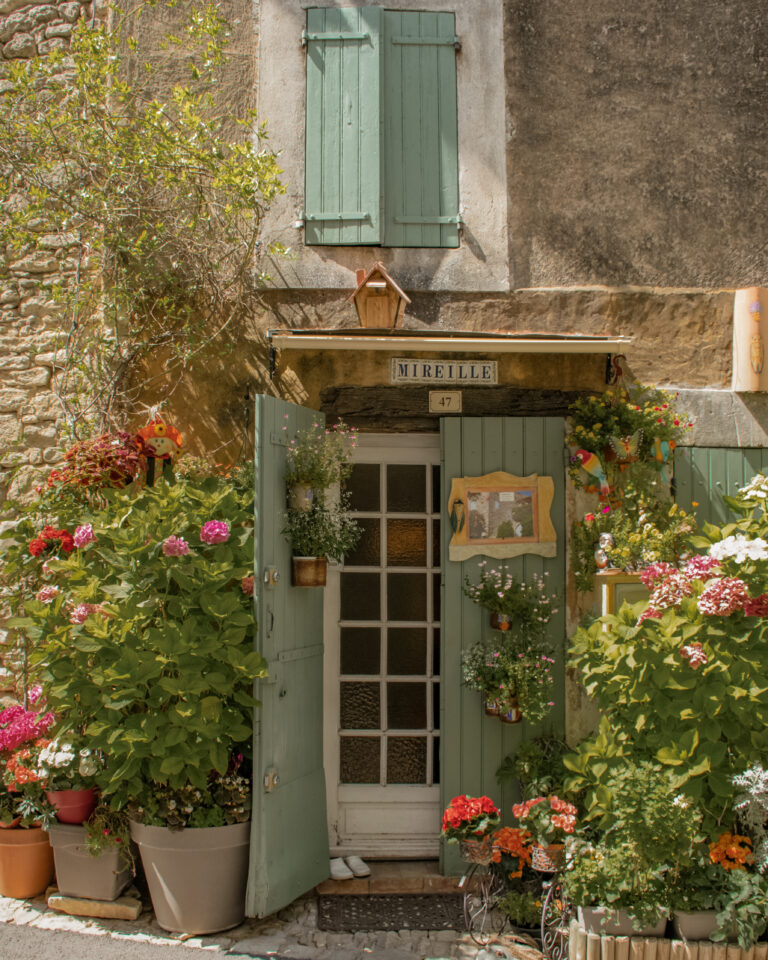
[340,628,380,675]
[345,518,381,567]
[433,736,440,785]
[341,573,380,620]
[433,572,441,622]
[387,465,426,512]
[387,573,426,621]
[387,736,427,784]
[340,737,380,783]
[387,681,426,729]
[347,463,380,512]
[387,628,427,675]
[433,628,441,674]
[386,519,426,566]
[432,518,440,567]
[340,682,380,729]
[432,465,441,513]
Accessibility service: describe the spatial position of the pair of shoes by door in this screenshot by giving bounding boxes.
[329,856,370,880]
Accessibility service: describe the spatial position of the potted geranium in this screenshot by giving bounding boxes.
[441,794,500,864]
[0,699,56,898]
[38,736,101,823]
[463,563,558,635]
[512,794,576,872]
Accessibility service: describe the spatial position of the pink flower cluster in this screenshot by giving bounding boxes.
[200,520,230,545]
[241,576,254,596]
[35,586,59,604]
[640,562,678,589]
[73,524,96,548]
[638,554,760,623]
[680,643,708,669]
[744,593,768,616]
[649,570,693,611]
[697,577,750,616]
[69,604,91,625]
[162,535,190,557]
[683,555,722,579]
[0,704,54,752]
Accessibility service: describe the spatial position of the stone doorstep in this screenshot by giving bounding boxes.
[46,883,143,921]
[316,861,463,896]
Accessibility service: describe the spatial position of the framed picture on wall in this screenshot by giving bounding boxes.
[448,472,556,561]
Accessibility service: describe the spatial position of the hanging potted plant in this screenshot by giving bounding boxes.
[463,563,558,636]
[460,639,507,715]
[282,498,360,587]
[0,699,56,899]
[285,419,356,512]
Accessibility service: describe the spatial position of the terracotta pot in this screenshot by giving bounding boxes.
[288,483,316,512]
[46,787,97,824]
[0,825,55,898]
[291,556,327,587]
[47,824,133,901]
[130,820,250,934]
[489,612,513,631]
[531,842,565,872]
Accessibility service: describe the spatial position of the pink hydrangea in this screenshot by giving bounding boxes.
[680,642,708,669]
[200,520,230,545]
[241,575,254,596]
[73,524,96,548]
[744,593,768,616]
[69,604,91,625]
[35,586,59,604]
[649,571,693,611]
[638,607,661,624]
[640,562,677,589]
[162,535,190,557]
[683,555,721,580]
[0,704,54,751]
[697,577,750,616]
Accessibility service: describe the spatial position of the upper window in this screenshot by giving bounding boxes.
[304,7,459,248]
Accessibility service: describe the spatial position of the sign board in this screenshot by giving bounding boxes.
[391,358,497,385]
[429,391,462,413]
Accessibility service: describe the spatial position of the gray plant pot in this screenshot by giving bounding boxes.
[47,824,133,901]
[130,820,250,934]
[672,911,719,941]
[578,905,667,937]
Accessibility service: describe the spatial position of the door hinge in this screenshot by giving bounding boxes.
[263,767,280,792]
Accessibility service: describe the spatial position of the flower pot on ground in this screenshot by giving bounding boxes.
[672,911,719,941]
[47,823,133,901]
[291,555,327,587]
[130,820,250,934]
[0,826,54,898]
[577,906,667,937]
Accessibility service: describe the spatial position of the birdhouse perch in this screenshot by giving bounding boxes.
[349,261,411,329]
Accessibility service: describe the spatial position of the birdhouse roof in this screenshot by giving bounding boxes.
[347,261,412,305]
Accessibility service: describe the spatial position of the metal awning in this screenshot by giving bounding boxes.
[268,328,631,355]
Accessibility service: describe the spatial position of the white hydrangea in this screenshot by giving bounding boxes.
[37,740,75,771]
[739,474,768,502]
[709,535,768,563]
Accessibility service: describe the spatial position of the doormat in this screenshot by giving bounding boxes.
[316,893,464,931]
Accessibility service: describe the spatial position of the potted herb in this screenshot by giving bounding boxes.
[282,498,360,586]
[441,794,500,864]
[285,419,356,511]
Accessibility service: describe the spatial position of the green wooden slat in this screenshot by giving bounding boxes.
[674,447,768,528]
[304,7,381,245]
[382,10,459,248]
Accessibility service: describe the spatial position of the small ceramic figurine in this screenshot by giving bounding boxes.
[594,547,609,569]
[596,532,615,569]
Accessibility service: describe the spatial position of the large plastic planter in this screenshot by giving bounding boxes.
[130,820,250,934]
[47,824,132,901]
[578,906,667,937]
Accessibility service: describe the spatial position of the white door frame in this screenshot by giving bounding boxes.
[324,433,441,858]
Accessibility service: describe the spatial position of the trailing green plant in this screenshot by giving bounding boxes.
[3,473,266,810]
[84,804,133,868]
[282,498,360,562]
[712,868,768,948]
[0,2,284,435]
[286,421,356,493]
[496,736,570,799]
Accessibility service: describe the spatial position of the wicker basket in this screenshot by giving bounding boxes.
[459,834,494,865]
[531,843,565,872]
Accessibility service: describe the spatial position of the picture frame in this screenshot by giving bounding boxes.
[447,471,557,561]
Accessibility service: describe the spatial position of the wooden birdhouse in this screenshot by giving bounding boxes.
[349,261,411,329]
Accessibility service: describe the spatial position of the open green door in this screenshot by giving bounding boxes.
[246,396,329,917]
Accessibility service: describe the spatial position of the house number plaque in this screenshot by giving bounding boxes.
[429,391,462,413]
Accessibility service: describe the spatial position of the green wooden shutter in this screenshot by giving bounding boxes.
[382,11,459,248]
[439,417,566,875]
[247,396,329,917]
[674,446,768,527]
[304,7,382,245]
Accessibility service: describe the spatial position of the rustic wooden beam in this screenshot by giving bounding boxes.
[320,386,587,430]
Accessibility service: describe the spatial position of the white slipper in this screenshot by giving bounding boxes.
[345,855,370,877]
[330,857,354,880]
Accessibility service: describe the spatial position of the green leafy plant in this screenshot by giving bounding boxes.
[0,3,284,435]
[84,805,134,868]
[286,421,356,492]
[733,764,768,872]
[463,563,558,636]
[282,499,360,562]
[460,639,556,725]
[712,868,768,948]
[497,887,542,928]
[496,736,570,799]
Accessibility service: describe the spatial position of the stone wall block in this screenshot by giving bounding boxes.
[2,32,36,58]
[19,296,56,318]
[44,21,71,38]
[58,3,81,23]
[7,465,39,499]
[28,392,62,420]
[0,0,55,16]
[0,4,57,42]
[36,36,65,53]
[38,232,76,250]
[0,354,31,370]
[33,349,66,367]
[42,446,63,463]
[23,423,57,444]
[0,414,21,447]
[0,290,19,306]
[9,255,57,274]
[0,388,30,412]
[12,367,51,387]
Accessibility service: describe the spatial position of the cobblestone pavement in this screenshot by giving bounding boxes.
[0,890,543,960]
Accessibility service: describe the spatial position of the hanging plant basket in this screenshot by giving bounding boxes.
[489,612,513,631]
[291,556,327,587]
[484,699,501,717]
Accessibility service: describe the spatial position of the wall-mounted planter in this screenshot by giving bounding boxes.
[288,483,316,512]
[291,556,327,587]
[47,824,133,901]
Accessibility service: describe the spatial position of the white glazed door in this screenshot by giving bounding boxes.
[324,434,441,857]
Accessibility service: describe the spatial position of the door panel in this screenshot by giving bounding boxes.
[247,396,329,918]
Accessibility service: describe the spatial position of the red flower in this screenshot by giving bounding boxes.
[29,538,47,557]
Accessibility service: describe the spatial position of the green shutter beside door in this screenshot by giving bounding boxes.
[305,7,382,245]
[383,11,459,248]
[674,446,768,526]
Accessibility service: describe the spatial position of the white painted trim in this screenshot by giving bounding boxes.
[272,334,629,354]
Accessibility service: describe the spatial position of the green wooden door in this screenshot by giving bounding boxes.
[675,446,768,526]
[246,396,329,917]
[440,417,566,874]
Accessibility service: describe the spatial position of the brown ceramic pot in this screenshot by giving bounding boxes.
[0,826,54,898]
